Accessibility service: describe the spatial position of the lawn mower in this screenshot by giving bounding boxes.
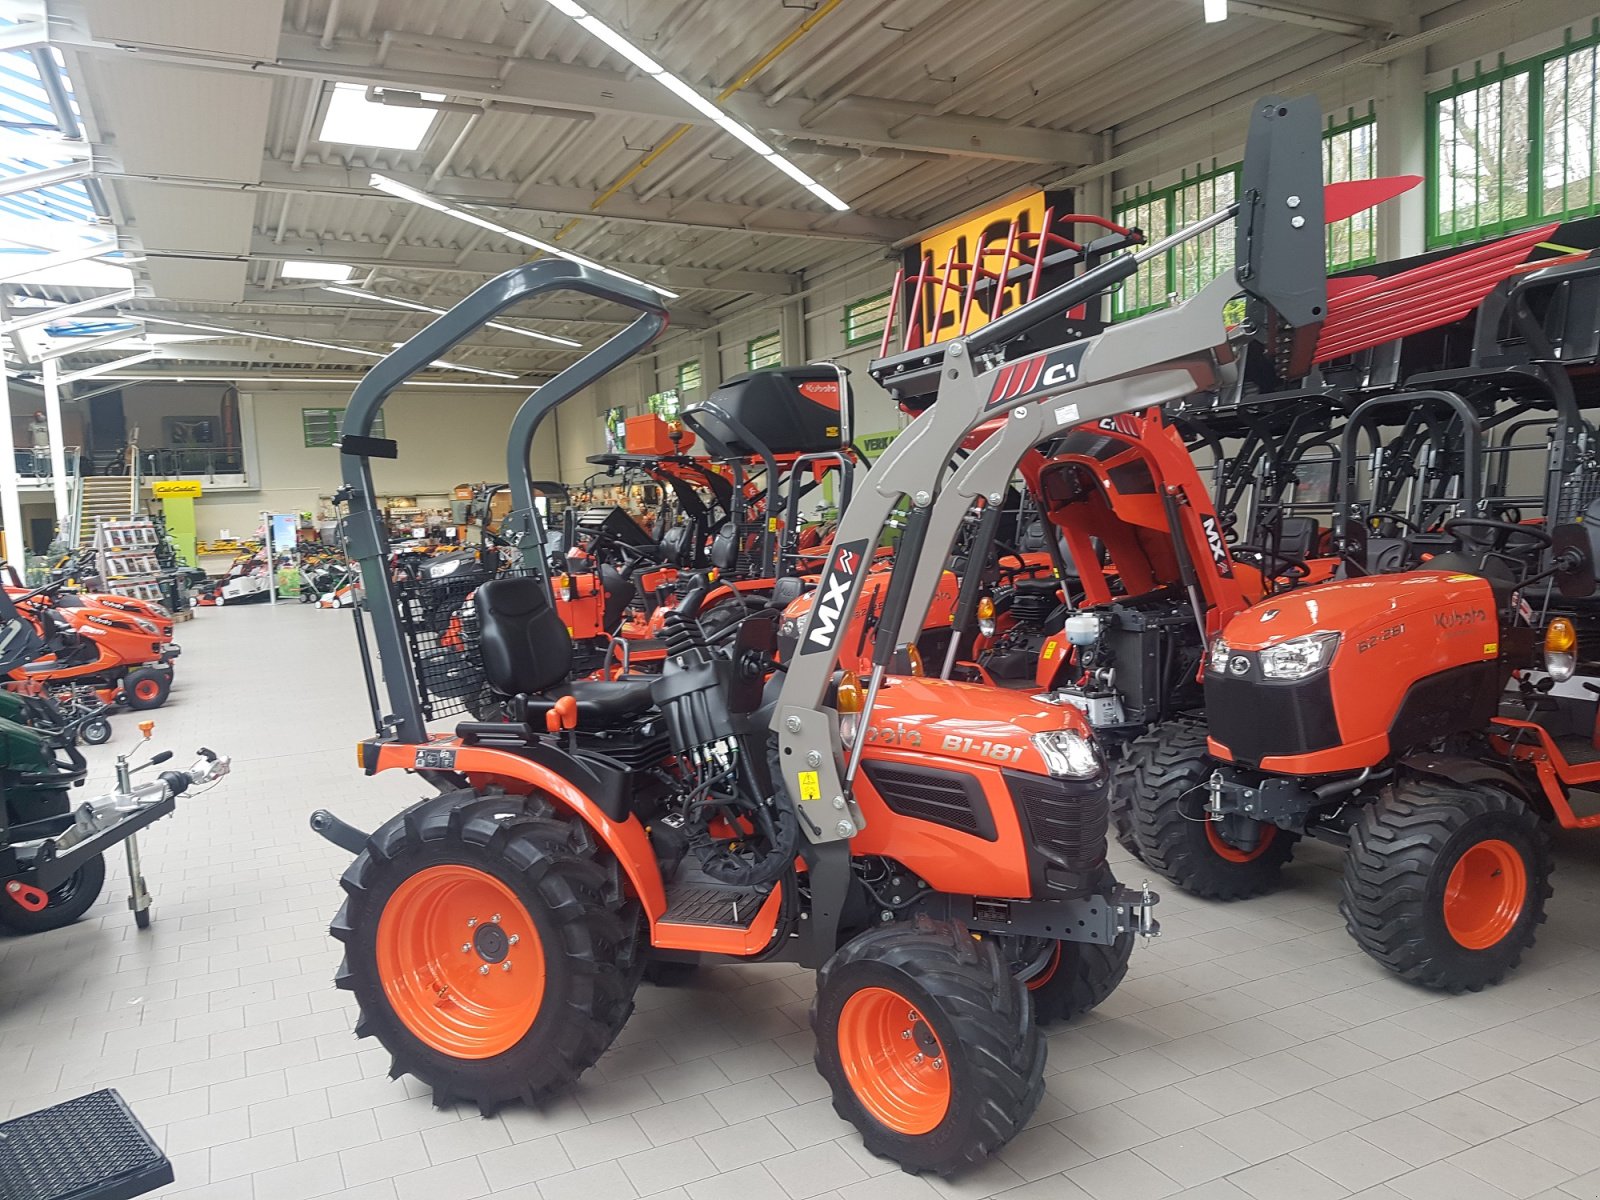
[0,590,228,934]
[310,96,1360,1175]
[1119,236,1600,991]
[6,580,179,711]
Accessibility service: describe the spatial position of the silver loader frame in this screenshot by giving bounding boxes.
[775,95,1332,843]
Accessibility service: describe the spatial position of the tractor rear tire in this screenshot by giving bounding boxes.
[0,854,106,935]
[1340,777,1551,993]
[332,788,641,1114]
[1127,719,1295,900]
[124,669,170,711]
[813,917,1044,1177]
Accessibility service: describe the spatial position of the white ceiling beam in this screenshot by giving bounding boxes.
[0,288,138,335]
[0,161,93,199]
[233,289,715,329]
[58,349,161,384]
[110,309,579,350]
[247,235,799,296]
[0,240,120,284]
[0,1,48,52]
[62,27,1098,166]
[30,324,147,362]
[1191,0,1394,37]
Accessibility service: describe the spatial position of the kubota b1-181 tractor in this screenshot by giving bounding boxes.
[311,96,1381,1175]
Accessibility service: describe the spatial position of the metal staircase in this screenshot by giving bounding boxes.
[73,476,133,548]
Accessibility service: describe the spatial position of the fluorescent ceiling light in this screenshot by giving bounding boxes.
[531,0,850,213]
[387,343,518,379]
[369,173,679,299]
[136,315,521,377]
[322,284,582,348]
[90,373,533,390]
[319,82,442,150]
[280,260,353,281]
[1204,0,1227,20]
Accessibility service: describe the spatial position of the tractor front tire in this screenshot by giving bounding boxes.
[1128,719,1295,899]
[813,918,1044,1177]
[1340,777,1551,992]
[79,717,113,746]
[0,854,106,935]
[1026,933,1134,1026]
[1108,754,1143,862]
[332,788,641,1114]
[124,669,170,711]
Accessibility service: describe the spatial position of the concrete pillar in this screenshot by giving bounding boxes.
[41,356,69,538]
[1377,50,1428,260]
[697,330,720,392]
[781,297,807,365]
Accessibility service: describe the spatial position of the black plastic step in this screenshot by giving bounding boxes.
[0,1088,172,1200]
[663,871,769,929]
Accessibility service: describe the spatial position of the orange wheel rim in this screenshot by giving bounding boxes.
[1206,818,1277,864]
[837,986,951,1135]
[1443,838,1527,950]
[375,865,545,1059]
[1026,943,1062,992]
[133,678,161,701]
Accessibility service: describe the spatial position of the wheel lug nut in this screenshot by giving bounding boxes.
[467,917,477,928]
[912,1053,924,1065]
[461,943,471,953]
[508,934,519,945]
[491,913,501,924]
[932,1059,943,1071]
[901,1030,912,1040]
[478,965,489,975]
[502,961,512,972]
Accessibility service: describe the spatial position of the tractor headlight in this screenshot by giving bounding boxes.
[133,617,159,635]
[977,595,997,638]
[1545,617,1577,682]
[427,557,463,579]
[1207,636,1230,675]
[1030,729,1103,778]
[1258,632,1340,681]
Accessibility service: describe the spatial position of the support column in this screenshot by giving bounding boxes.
[781,297,807,365]
[1377,49,1428,260]
[696,330,720,393]
[0,367,26,563]
[41,356,69,540]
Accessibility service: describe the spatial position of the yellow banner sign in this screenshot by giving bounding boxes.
[910,190,1050,347]
[151,480,203,498]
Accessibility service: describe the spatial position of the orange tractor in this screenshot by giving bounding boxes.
[312,97,1376,1173]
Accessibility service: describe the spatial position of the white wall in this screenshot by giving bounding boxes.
[189,387,560,540]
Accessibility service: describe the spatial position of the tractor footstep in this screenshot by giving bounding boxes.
[0,1088,173,1200]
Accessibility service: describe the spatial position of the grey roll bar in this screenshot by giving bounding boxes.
[773,95,1330,846]
[338,260,668,742]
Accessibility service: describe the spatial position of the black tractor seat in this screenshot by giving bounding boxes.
[476,575,655,726]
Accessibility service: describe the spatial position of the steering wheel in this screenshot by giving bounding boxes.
[1443,517,1553,552]
[1232,545,1310,583]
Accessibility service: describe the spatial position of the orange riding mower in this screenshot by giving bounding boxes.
[4,580,179,711]
[309,99,1359,1174]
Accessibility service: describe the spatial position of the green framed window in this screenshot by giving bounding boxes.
[647,389,680,422]
[1324,106,1379,270]
[303,407,383,447]
[1113,162,1238,320]
[1428,23,1600,248]
[676,359,702,395]
[747,332,782,371]
[843,292,891,348]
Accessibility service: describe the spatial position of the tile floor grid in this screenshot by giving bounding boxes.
[2,604,1600,1199]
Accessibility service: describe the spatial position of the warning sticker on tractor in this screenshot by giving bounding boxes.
[797,771,821,801]
[1484,643,1499,655]
[1042,641,1056,659]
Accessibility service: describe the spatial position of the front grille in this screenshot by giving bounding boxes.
[862,761,996,840]
[1006,770,1108,874]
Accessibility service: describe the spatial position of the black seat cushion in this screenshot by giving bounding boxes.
[516,679,655,724]
[477,576,572,695]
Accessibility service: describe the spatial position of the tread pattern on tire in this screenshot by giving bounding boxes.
[1340,775,1552,993]
[1127,718,1294,900]
[1030,933,1134,1026]
[812,917,1044,1177]
[331,788,639,1114]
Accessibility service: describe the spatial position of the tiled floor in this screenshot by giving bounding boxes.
[6,603,1600,1200]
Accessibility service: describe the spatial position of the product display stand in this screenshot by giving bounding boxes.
[93,518,164,603]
